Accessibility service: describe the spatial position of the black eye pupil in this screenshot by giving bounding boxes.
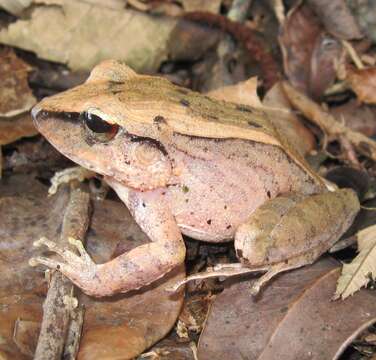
[83,112,114,133]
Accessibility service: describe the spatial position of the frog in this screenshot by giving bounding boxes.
[30,60,360,297]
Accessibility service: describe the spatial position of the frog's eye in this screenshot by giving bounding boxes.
[81,111,119,142]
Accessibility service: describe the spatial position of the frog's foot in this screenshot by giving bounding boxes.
[249,263,287,296]
[249,256,313,296]
[30,237,98,293]
[49,166,96,195]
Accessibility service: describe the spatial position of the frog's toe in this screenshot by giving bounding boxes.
[30,250,99,293]
[33,236,95,269]
[250,282,261,296]
[33,237,66,257]
[29,255,72,275]
[250,264,286,296]
[67,237,93,264]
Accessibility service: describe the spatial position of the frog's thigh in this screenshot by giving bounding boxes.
[234,189,360,267]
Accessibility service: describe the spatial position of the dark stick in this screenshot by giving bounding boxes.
[33,184,91,360]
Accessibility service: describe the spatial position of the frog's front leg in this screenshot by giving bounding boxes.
[235,189,360,295]
[32,183,186,297]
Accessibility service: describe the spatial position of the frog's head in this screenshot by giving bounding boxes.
[31,60,173,190]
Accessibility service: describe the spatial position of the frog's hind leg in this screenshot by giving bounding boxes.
[235,189,360,295]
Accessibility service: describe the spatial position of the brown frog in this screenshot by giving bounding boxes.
[31,60,360,297]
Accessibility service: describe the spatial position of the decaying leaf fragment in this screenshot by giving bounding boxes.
[347,67,376,104]
[335,224,376,300]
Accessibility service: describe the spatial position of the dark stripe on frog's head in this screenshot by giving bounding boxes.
[235,104,255,113]
[32,109,80,125]
[128,134,168,156]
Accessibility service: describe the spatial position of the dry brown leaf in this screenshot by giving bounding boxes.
[0,114,38,146]
[0,48,36,118]
[206,77,262,108]
[198,258,376,360]
[0,0,176,73]
[335,224,376,300]
[0,49,38,145]
[307,0,363,40]
[347,67,376,104]
[0,175,184,359]
[263,82,315,156]
[279,3,342,99]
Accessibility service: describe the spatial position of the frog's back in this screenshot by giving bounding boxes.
[117,76,323,187]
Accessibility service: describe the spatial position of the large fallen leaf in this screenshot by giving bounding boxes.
[0,0,176,73]
[335,224,376,300]
[0,175,185,359]
[279,3,342,99]
[198,258,376,360]
[347,67,376,104]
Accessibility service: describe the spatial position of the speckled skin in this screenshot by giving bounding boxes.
[30,60,359,297]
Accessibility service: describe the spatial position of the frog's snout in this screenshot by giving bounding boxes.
[31,104,41,121]
[31,105,45,131]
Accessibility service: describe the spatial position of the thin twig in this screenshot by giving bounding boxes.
[33,183,91,360]
[342,40,364,70]
[227,0,253,22]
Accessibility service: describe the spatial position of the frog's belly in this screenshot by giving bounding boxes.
[167,137,318,243]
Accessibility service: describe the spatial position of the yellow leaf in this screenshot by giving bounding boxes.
[334,224,376,300]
